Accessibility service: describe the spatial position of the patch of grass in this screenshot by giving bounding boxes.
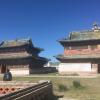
[0,76,100,100]
[61,73,79,76]
[58,84,68,92]
[73,80,81,88]
[30,72,59,76]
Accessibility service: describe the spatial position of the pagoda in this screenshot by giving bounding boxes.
[0,38,48,75]
[56,23,100,75]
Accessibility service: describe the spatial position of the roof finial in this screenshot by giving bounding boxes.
[92,22,100,31]
[15,38,18,41]
[93,22,98,29]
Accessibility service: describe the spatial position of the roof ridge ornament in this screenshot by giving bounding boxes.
[92,22,100,32]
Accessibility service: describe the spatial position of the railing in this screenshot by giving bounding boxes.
[0,81,53,100]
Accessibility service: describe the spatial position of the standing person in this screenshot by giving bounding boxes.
[3,69,12,81]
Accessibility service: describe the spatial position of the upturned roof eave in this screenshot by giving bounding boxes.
[55,54,100,60]
[0,55,33,60]
[58,38,100,44]
[0,44,27,49]
[34,47,44,51]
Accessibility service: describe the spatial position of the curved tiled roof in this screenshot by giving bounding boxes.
[0,38,32,48]
[0,38,43,51]
[59,24,100,42]
[70,30,100,40]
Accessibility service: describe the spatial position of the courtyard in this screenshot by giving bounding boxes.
[0,74,100,100]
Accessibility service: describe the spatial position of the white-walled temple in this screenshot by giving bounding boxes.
[56,23,100,75]
[0,38,48,75]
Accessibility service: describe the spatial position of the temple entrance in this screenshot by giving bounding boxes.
[98,64,100,73]
[1,64,7,73]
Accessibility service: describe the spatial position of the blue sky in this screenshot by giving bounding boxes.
[0,0,100,61]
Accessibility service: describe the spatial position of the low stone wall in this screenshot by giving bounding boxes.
[0,81,53,100]
[0,81,35,96]
[30,67,57,74]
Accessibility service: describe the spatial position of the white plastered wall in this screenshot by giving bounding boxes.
[10,68,29,75]
[9,65,30,75]
[58,63,92,73]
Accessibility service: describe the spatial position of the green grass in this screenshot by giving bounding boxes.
[58,84,68,92]
[0,76,100,100]
[29,72,59,76]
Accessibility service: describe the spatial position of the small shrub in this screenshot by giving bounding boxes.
[71,73,79,76]
[73,80,81,88]
[58,84,68,92]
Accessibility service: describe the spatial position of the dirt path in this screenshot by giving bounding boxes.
[58,98,78,100]
[16,75,97,78]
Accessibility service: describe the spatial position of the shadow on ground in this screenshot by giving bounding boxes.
[52,94,64,100]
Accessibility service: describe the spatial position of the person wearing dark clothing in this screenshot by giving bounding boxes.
[3,69,12,81]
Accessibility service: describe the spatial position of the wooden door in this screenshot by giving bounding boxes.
[1,64,7,73]
[98,64,100,73]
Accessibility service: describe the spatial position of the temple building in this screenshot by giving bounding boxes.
[0,38,48,75]
[56,23,100,75]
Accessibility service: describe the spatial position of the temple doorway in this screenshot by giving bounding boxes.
[98,64,100,73]
[1,64,7,73]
